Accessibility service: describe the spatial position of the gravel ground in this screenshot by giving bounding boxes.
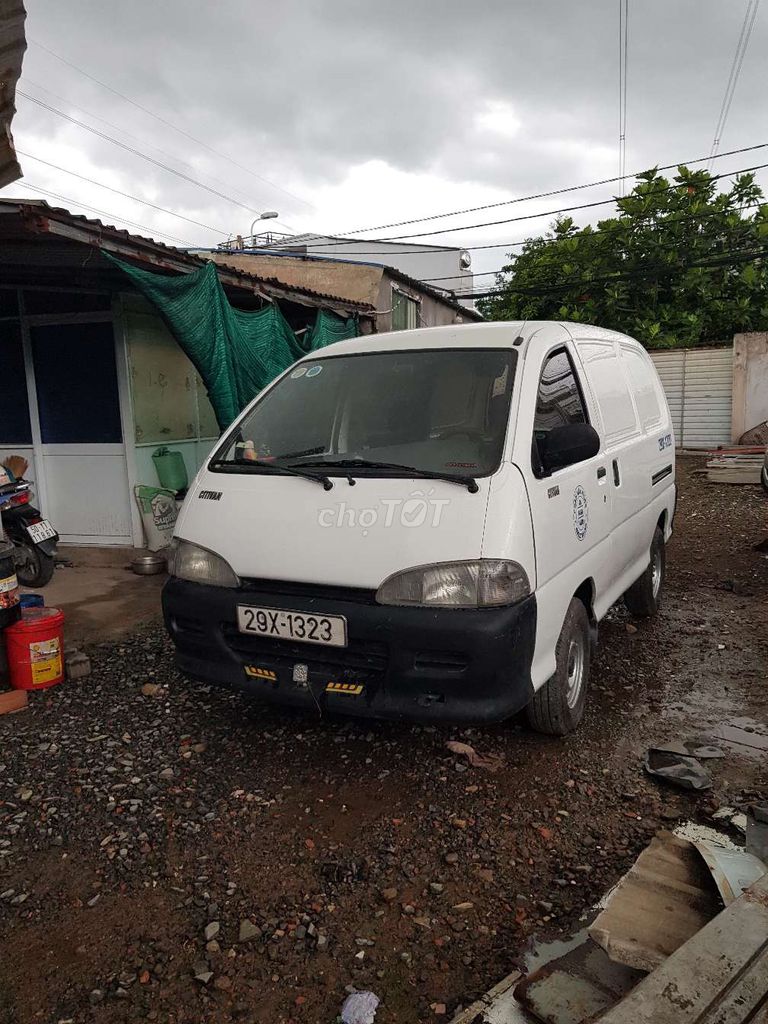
[1,455,766,1024]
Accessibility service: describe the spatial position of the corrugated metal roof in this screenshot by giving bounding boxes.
[0,0,26,187]
[0,198,373,312]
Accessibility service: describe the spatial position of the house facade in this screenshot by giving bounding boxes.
[198,249,483,332]
[0,199,373,548]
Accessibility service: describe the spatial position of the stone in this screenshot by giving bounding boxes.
[238,919,261,943]
[141,683,161,697]
[214,976,232,991]
[444,852,459,865]
[193,963,213,984]
[204,921,220,942]
[380,887,398,902]
[429,883,444,895]
[65,651,91,681]
[158,768,174,780]
[88,990,105,1006]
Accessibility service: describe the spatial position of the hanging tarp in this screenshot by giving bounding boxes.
[107,254,358,430]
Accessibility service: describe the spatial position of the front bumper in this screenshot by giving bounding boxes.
[162,578,536,724]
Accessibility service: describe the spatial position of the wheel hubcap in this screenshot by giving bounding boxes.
[565,636,585,709]
[651,548,662,599]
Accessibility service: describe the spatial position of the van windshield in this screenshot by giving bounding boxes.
[211,348,517,478]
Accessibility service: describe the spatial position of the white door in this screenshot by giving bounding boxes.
[29,322,133,545]
[523,344,613,687]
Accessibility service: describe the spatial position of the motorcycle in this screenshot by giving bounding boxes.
[0,480,59,587]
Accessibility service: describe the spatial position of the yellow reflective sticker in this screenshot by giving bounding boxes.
[325,681,364,696]
[245,666,277,681]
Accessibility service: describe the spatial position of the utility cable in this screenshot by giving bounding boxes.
[451,244,768,300]
[29,37,313,210]
[328,141,768,238]
[17,90,265,214]
[315,160,768,245]
[708,0,760,169]
[18,184,197,247]
[21,77,263,211]
[16,151,228,235]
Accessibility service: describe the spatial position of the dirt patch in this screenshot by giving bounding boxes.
[1,455,766,1023]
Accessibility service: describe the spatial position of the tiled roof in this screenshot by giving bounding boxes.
[0,198,373,310]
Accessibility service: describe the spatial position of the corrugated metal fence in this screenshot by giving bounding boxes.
[650,346,733,449]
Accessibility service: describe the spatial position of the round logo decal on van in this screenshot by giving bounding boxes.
[572,485,588,541]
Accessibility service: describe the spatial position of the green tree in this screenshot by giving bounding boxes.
[478,167,768,347]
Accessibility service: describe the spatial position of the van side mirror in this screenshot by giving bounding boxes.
[539,423,600,475]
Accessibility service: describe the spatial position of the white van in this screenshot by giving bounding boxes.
[163,321,675,734]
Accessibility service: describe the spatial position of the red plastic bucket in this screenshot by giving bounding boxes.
[5,607,65,690]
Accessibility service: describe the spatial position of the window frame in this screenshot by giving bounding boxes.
[531,345,592,478]
[391,287,420,331]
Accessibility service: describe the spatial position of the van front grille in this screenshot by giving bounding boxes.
[222,625,388,674]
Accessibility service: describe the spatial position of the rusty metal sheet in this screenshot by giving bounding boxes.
[0,0,26,187]
[513,938,644,1024]
[588,833,721,972]
[597,871,768,1024]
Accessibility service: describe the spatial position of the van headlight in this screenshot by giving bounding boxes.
[376,559,530,608]
[168,539,240,588]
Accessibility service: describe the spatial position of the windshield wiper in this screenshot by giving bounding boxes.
[211,457,333,490]
[274,444,327,461]
[301,457,479,493]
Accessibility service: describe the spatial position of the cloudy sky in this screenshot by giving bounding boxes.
[4,0,768,288]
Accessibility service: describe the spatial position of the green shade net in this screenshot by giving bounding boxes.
[107,254,358,430]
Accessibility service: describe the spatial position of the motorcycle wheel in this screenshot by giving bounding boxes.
[12,542,55,588]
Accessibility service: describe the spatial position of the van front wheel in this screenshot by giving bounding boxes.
[526,598,590,736]
[623,527,665,617]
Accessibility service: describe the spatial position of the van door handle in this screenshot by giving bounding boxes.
[612,459,620,486]
[597,467,607,480]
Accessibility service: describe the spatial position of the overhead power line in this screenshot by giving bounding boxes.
[16,151,228,235]
[17,89,266,214]
[618,0,629,195]
[451,243,768,300]
[315,160,768,245]
[21,77,263,211]
[707,0,760,170]
[29,37,313,210]
[17,184,198,246]
[330,139,768,240]
[418,201,764,282]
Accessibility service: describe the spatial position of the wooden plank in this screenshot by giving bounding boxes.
[0,689,28,715]
[598,872,768,1024]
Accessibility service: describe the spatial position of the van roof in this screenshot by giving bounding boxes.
[304,321,639,358]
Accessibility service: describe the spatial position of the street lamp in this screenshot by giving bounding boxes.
[250,211,279,239]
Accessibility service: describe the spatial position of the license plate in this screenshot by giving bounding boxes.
[27,520,56,544]
[237,605,347,647]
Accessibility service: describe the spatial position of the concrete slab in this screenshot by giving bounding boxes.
[598,872,768,1023]
[24,545,164,645]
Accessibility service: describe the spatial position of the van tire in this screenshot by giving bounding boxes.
[526,598,590,736]
[623,527,665,617]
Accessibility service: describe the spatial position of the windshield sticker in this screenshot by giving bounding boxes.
[305,365,323,378]
[573,485,588,540]
[290,366,308,379]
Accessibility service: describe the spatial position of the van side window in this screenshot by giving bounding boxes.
[532,349,589,474]
[621,345,662,430]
